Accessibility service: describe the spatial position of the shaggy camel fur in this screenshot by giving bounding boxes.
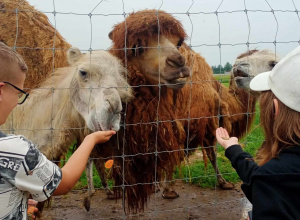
[0,0,71,89]
[85,10,191,213]
[105,9,280,209]
[1,47,133,216]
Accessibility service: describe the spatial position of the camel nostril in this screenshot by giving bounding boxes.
[233,64,249,77]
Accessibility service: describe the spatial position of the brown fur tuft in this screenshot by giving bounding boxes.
[237,49,259,59]
[110,9,187,60]
[0,0,71,89]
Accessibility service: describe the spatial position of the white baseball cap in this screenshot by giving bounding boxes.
[250,45,300,112]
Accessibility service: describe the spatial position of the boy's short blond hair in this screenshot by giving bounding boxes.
[0,42,28,82]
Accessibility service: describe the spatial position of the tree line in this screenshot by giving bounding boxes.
[212,62,232,74]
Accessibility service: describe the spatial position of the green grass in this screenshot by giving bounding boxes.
[173,75,264,188]
[213,74,231,88]
[173,103,263,188]
[67,74,264,189]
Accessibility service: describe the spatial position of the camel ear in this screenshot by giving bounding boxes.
[67,47,82,65]
[108,31,113,40]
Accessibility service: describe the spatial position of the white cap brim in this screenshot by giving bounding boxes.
[249,71,271,91]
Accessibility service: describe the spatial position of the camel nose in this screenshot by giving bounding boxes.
[166,54,186,68]
[232,63,250,77]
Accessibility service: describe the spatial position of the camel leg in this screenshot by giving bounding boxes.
[93,158,120,199]
[83,158,95,211]
[35,198,52,219]
[205,146,234,189]
[162,172,179,199]
[152,181,161,193]
[86,159,95,194]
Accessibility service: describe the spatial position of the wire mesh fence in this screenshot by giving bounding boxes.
[1,0,300,219]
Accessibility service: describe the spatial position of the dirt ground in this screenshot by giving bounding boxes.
[41,181,251,220]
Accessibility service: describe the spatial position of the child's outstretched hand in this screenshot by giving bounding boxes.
[216,127,239,149]
[87,130,116,145]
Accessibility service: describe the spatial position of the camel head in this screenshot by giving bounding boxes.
[68,47,133,131]
[109,10,190,89]
[232,50,279,90]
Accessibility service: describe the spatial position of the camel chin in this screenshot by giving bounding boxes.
[163,74,190,89]
[234,76,261,97]
[165,80,188,89]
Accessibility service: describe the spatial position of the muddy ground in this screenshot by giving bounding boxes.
[41,181,251,220]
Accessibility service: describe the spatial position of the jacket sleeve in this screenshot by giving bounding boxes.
[225,144,260,185]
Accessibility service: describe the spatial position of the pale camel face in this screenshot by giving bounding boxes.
[232,50,280,89]
[69,48,132,131]
[131,35,190,89]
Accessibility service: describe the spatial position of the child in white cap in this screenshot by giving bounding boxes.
[216,46,300,220]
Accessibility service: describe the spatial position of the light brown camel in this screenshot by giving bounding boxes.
[2,47,132,158]
[1,47,133,216]
[175,47,279,192]
[106,9,280,203]
[0,0,71,89]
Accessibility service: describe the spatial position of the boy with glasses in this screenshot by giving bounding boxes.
[0,42,116,219]
[2,81,29,104]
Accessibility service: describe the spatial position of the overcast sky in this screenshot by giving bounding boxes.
[27,0,300,66]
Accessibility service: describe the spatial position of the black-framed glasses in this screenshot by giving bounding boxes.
[3,81,29,104]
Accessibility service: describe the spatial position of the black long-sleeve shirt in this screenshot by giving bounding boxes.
[225,145,300,220]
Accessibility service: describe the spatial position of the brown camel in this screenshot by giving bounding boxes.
[106,9,280,203]
[175,47,279,192]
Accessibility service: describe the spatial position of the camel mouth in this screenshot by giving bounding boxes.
[162,67,190,89]
[165,76,189,89]
[92,120,103,131]
[92,117,120,132]
[234,76,253,89]
[163,67,190,80]
[89,111,121,132]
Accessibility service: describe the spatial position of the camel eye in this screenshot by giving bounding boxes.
[177,38,184,48]
[138,46,144,55]
[269,61,277,69]
[132,44,144,56]
[79,69,88,78]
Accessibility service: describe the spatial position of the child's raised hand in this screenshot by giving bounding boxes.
[216,127,239,149]
[87,130,116,145]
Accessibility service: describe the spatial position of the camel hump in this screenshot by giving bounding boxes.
[67,47,82,65]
